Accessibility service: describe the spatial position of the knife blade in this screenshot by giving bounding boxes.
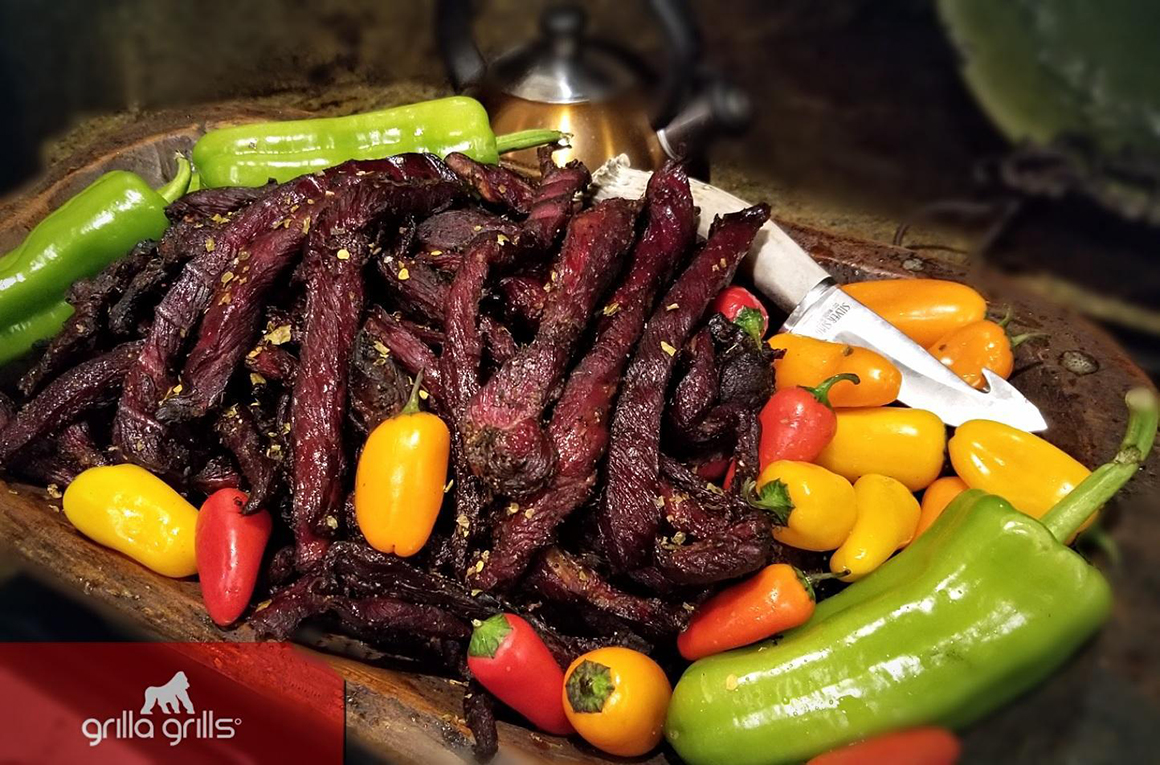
[591,156,1048,432]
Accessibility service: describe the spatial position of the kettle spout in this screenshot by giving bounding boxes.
[657,75,752,161]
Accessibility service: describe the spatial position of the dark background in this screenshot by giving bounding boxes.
[1,0,1157,376]
[0,2,1158,762]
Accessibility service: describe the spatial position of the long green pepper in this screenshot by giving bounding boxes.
[0,156,191,365]
[665,388,1158,765]
[192,96,562,188]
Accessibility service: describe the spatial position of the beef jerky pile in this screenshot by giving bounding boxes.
[0,148,780,760]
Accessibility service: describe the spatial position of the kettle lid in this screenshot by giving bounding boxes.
[490,4,645,105]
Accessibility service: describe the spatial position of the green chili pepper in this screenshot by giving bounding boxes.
[0,156,191,332]
[191,96,562,188]
[0,300,74,367]
[665,387,1158,765]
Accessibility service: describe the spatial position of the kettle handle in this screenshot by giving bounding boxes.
[436,0,486,91]
[435,0,700,117]
[648,0,700,128]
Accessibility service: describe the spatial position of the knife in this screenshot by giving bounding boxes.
[591,157,1048,432]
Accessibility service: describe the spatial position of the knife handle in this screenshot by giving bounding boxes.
[677,176,831,312]
[742,223,832,313]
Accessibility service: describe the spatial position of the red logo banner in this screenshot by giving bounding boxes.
[0,642,344,764]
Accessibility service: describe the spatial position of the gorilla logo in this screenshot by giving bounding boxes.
[140,671,195,714]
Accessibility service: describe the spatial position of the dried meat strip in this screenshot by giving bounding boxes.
[463,679,499,763]
[18,240,157,396]
[189,454,242,495]
[439,152,590,574]
[108,220,218,336]
[377,255,449,325]
[417,209,518,259]
[479,316,517,366]
[348,326,410,434]
[113,172,333,470]
[599,204,769,572]
[214,404,277,514]
[445,151,536,214]
[496,273,547,327]
[463,198,638,498]
[363,307,445,409]
[164,185,269,220]
[289,228,370,568]
[665,329,717,440]
[56,420,110,472]
[0,341,143,466]
[474,162,696,591]
[156,206,318,422]
[526,547,687,638]
[654,512,772,586]
[244,344,298,384]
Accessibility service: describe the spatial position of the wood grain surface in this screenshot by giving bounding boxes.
[0,107,1156,764]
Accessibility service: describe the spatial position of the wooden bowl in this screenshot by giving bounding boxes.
[0,106,1156,764]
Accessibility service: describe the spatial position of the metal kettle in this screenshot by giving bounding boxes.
[436,0,750,175]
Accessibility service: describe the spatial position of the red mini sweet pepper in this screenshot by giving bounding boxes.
[759,373,860,468]
[195,488,273,627]
[712,285,770,341]
[467,613,574,735]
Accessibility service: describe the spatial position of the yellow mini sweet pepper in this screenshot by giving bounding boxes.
[747,461,857,551]
[830,474,920,581]
[63,464,199,577]
[815,407,947,492]
[768,333,901,408]
[948,419,1091,521]
[355,372,451,557]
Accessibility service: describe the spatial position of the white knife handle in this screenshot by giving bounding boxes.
[741,223,832,313]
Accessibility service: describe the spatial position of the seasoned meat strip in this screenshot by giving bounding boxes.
[214,404,277,514]
[377,255,449,326]
[113,172,332,471]
[363,307,445,409]
[497,273,547,327]
[113,154,462,470]
[348,327,411,434]
[18,240,158,396]
[474,161,696,591]
[440,150,591,575]
[463,198,639,498]
[156,205,318,422]
[0,341,143,466]
[463,679,499,763]
[417,209,518,258]
[445,151,536,214]
[161,173,462,423]
[526,547,687,638]
[164,185,269,220]
[599,204,769,572]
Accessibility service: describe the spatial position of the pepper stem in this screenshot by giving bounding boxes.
[565,660,614,714]
[495,129,567,155]
[467,613,513,658]
[1009,331,1048,349]
[1041,387,1158,542]
[402,370,425,415]
[733,307,766,344]
[744,479,794,525]
[996,305,1014,330]
[156,154,193,204]
[802,373,860,408]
